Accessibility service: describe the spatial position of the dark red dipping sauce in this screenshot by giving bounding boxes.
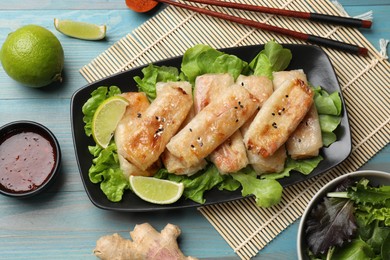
[0,129,56,193]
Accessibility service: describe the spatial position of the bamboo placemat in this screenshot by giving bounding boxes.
[80,0,390,259]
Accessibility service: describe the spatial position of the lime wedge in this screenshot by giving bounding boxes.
[92,96,128,148]
[130,176,184,204]
[54,18,106,40]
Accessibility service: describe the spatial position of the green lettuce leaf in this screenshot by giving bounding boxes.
[181,44,248,84]
[314,87,342,116]
[313,87,343,146]
[231,168,283,208]
[134,64,180,100]
[348,178,390,206]
[262,156,323,180]
[155,165,226,204]
[331,237,375,260]
[249,40,292,79]
[88,142,129,202]
[82,86,121,136]
[218,175,241,191]
[155,165,282,207]
[357,219,390,255]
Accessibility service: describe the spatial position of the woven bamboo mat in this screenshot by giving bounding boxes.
[80,0,390,259]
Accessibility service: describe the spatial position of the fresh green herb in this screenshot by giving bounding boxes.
[305,178,390,259]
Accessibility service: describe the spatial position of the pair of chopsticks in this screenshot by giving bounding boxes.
[156,0,371,55]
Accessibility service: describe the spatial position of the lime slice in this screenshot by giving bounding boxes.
[92,96,128,148]
[54,18,106,40]
[130,176,184,204]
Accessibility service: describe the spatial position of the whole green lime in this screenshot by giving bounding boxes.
[0,25,64,88]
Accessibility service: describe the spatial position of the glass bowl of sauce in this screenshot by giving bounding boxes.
[0,121,61,198]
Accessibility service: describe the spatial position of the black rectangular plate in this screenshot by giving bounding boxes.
[71,44,351,212]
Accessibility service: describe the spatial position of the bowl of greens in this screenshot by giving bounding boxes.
[297,170,390,259]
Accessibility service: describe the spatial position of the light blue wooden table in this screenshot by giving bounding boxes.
[0,1,388,259]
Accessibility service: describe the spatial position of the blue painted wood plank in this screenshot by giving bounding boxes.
[0,191,233,258]
[0,10,150,99]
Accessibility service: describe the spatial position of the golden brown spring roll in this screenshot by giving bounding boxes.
[237,75,274,135]
[286,104,323,159]
[161,105,207,176]
[194,73,248,174]
[248,145,287,174]
[122,81,193,171]
[194,73,234,114]
[161,149,207,176]
[244,78,314,158]
[236,75,288,174]
[273,70,323,159]
[115,92,159,177]
[166,85,259,168]
[212,74,274,174]
[209,130,248,174]
[272,69,307,90]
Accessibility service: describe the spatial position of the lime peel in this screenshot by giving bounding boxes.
[92,96,128,148]
[130,176,184,205]
[0,24,64,88]
[54,18,106,40]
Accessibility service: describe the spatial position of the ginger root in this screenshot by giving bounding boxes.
[93,223,198,260]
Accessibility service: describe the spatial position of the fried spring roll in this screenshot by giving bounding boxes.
[237,75,274,107]
[236,75,287,174]
[194,74,248,174]
[115,92,159,177]
[237,75,274,135]
[161,106,207,176]
[161,149,207,176]
[122,81,193,171]
[273,70,323,159]
[209,130,248,174]
[166,85,259,168]
[286,104,323,159]
[248,145,287,174]
[244,78,314,158]
[272,69,307,90]
[194,73,234,114]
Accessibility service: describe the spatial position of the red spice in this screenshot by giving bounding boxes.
[125,0,158,13]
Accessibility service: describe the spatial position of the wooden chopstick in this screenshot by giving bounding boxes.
[178,0,372,29]
[156,0,369,55]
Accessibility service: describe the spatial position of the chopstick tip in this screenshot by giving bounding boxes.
[359,47,369,56]
[361,20,372,29]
